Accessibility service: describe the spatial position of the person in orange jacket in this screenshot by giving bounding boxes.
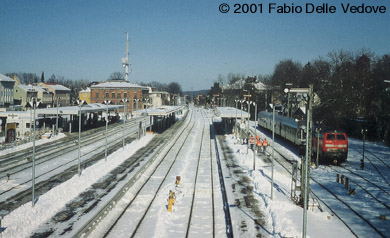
[257,138,262,153]
[262,138,268,153]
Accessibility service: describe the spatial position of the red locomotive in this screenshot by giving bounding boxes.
[312,130,348,165]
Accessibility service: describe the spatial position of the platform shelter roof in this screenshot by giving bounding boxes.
[34,103,123,115]
[142,105,184,116]
[216,107,249,119]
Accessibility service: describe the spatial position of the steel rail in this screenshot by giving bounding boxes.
[72,110,192,237]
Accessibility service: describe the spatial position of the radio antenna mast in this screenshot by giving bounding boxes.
[122,32,130,81]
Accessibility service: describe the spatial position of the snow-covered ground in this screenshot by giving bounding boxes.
[220,135,355,237]
[1,107,389,237]
[0,133,66,157]
[1,134,155,237]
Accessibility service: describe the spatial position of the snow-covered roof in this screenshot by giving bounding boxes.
[16,84,35,91]
[49,84,71,91]
[0,73,15,82]
[33,86,51,93]
[80,87,91,93]
[254,81,267,90]
[149,91,169,95]
[223,79,267,91]
[91,81,143,89]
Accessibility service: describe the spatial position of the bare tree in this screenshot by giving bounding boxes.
[108,72,125,81]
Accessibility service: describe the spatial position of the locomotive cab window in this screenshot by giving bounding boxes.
[326,134,336,140]
[337,134,346,140]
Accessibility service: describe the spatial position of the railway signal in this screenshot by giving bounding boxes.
[284,85,313,238]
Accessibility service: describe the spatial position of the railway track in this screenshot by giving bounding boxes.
[0,116,147,174]
[350,148,390,189]
[264,140,388,237]
[0,117,150,216]
[72,108,230,238]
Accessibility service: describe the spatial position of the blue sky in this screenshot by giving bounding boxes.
[1,0,389,91]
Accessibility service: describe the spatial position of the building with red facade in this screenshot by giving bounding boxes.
[90,80,146,114]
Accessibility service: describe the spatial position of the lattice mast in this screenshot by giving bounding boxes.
[122,32,130,81]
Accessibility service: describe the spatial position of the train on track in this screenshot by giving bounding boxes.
[257,111,348,165]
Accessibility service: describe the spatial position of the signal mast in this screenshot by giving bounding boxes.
[122,32,130,81]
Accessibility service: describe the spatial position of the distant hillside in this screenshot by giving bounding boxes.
[183,89,209,96]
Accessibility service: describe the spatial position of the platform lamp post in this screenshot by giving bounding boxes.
[240,99,243,138]
[29,105,33,142]
[271,103,275,201]
[30,98,40,207]
[133,98,140,117]
[144,98,150,131]
[103,100,111,161]
[121,99,129,150]
[246,100,251,154]
[361,128,368,170]
[234,99,239,140]
[55,96,60,136]
[76,100,85,175]
[251,101,257,170]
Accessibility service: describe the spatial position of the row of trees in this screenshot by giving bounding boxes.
[209,50,390,144]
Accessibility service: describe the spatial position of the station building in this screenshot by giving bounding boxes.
[90,80,146,114]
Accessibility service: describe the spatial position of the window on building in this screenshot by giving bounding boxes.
[112,93,115,98]
[124,93,127,98]
[105,92,109,98]
[117,93,121,98]
[96,92,99,98]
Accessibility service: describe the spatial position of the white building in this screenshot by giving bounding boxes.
[0,73,15,108]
